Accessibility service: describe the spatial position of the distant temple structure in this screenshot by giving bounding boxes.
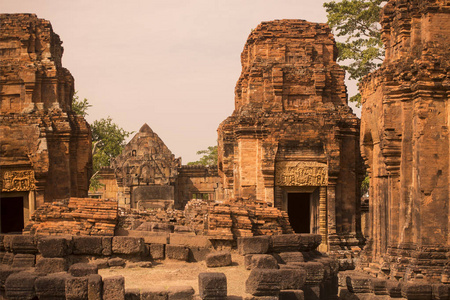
[217,20,364,251]
[0,14,92,233]
[92,124,222,210]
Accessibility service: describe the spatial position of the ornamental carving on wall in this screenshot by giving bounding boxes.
[2,170,36,192]
[275,161,328,186]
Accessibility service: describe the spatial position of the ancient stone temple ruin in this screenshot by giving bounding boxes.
[110,124,181,209]
[218,20,364,251]
[360,0,450,282]
[0,14,92,233]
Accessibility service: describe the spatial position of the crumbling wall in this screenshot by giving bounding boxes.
[24,198,118,236]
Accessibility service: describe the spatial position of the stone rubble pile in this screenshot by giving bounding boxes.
[24,198,118,236]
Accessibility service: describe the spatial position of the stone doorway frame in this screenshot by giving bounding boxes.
[0,191,33,233]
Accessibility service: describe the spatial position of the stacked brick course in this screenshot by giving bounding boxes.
[24,198,118,236]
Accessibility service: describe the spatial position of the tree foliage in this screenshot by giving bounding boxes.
[324,0,386,106]
[71,93,132,191]
[71,92,92,117]
[91,117,133,173]
[187,146,218,167]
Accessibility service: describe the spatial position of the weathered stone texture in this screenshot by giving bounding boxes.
[0,14,92,213]
[111,124,181,209]
[24,197,118,235]
[360,0,450,282]
[217,19,363,251]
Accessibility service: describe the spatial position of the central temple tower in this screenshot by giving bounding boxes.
[217,20,364,250]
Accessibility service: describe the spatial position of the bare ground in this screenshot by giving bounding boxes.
[98,253,251,298]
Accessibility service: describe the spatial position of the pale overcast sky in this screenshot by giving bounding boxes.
[2,1,360,163]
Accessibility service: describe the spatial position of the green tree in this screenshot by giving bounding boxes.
[71,92,92,117]
[324,0,385,106]
[71,94,132,190]
[91,117,133,173]
[187,146,218,167]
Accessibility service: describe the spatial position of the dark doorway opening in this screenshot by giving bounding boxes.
[0,197,24,233]
[288,193,310,233]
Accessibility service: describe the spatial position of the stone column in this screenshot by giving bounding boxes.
[318,186,328,252]
[327,179,340,250]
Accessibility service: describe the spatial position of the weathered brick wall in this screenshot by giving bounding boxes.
[24,198,118,236]
[0,14,92,207]
[360,0,450,283]
[217,19,364,251]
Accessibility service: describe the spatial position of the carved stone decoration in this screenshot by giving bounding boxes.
[217,20,364,251]
[2,170,36,192]
[0,14,92,207]
[275,161,328,186]
[360,0,450,283]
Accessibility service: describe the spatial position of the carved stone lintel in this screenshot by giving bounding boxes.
[2,170,36,192]
[275,161,328,186]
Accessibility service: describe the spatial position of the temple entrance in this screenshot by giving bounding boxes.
[288,192,311,233]
[0,196,24,233]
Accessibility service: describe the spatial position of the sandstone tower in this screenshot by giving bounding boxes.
[0,14,92,233]
[217,20,364,251]
[360,0,450,282]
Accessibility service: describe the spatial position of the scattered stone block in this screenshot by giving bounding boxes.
[432,284,449,300]
[346,275,371,293]
[251,255,279,270]
[5,271,38,300]
[275,252,304,264]
[170,233,212,248]
[198,272,227,299]
[37,236,68,257]
[189,247,211,262]
[2,252,14,265]
[112,237,145,255]
[270,234,301,252]
[92,258,109,269]
[102,237,113,256]
[167,285,195,300]
[141,286,167,300]
[108,257,126,268]
[88,274,103,300]
[245,254,254,270]
[386,280,402,298]
[279,290,304,300]
[289,262,324,286]
[11,235,37,254]
[166,245,189,261]
[245,269,284,296]
[371,278,388,295]
[103,275,125,300]
[35,272,71,300]
[149,244,165,260]
[238,236,270,255]
[278,268,306,290]
[206,251,232,268]
[65,276,89,300]
[36,257,67,275]
[125,288,140,300]
[11,253,35,268]
[401,282,432,300]
[3,235,14,252]
[73,236,103,255]
[69,263,98,277]
[0,266,16,290]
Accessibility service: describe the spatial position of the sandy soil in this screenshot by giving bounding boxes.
[98,253,251,298]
